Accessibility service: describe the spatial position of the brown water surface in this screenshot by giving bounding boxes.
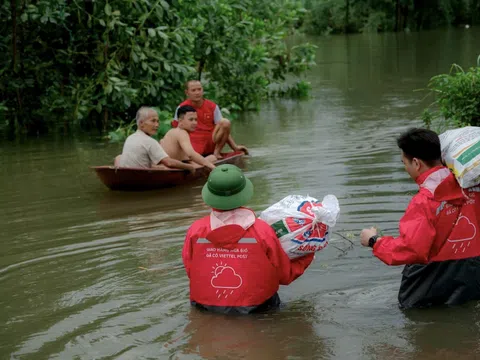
[1,27,480,359]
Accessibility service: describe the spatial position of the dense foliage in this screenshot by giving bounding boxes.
[302,0,480,35]
[0,0,316,136]
[422,56,480,131]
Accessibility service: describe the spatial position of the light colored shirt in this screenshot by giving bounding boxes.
[119,130,168,168]
[174,104,222,124]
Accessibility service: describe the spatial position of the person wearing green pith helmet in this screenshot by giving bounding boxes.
[182,164,314,314]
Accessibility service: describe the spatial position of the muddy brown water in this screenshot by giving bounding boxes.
[1,28,480,359]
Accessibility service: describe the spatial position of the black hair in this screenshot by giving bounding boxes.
[177,105,197,119]
[396,128,441,166]
[184,79,201,90]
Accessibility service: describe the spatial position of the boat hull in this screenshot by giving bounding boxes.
[91,152,245,191]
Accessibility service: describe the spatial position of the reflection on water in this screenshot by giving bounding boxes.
[1,27,480,359]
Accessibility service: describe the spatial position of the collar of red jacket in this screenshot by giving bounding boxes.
[206,207,256,249]
[416,166,465,202]
[415,165,445,185]
[210,207,256,230]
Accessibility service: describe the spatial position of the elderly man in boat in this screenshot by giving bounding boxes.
[160,105,216,171]
[114,107,195,172]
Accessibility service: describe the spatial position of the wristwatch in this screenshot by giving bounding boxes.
[368,235,379,248]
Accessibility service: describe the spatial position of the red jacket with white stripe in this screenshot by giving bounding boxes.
[182,208,314,312]
[373,166,480,264]
[373,166,480,308]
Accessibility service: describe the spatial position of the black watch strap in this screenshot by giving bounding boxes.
[368,235,379,248]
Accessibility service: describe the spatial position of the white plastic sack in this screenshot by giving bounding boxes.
[440,126,480,188]
[259,195,340,259]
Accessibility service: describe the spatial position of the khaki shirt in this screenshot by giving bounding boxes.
[119,130,168,168]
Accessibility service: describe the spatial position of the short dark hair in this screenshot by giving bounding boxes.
[184,79,201,90]
[397,128,441,166]
[177,105,196,119]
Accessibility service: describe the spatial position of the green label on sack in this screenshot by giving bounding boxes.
[457,141,480,165]
[271,220,289,238]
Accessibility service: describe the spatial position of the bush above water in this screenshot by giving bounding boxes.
[422,56,480,132]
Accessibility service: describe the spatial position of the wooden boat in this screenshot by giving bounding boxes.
[91,151,246,191]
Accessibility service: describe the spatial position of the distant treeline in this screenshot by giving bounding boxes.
[302,0,480,34]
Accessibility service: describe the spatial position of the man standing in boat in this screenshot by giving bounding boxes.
[161,105,216,171]
[173,80,249,159]
[115,107,195,172]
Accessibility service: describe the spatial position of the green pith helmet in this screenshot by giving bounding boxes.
[201,164,254,210]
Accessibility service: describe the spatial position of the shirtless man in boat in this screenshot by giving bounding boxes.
[114,107,195,173]
[161,105,216,171]
[173,80,248,159]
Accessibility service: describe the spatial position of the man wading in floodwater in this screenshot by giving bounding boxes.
[360,128,480,309]
[182,165,313,314]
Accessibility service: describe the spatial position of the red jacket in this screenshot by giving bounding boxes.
[372,166,480,308]
[182,208,314,313]
[373,166,480,265]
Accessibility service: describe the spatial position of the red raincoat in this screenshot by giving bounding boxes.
[373,166,480,308]
[182,208,314,314]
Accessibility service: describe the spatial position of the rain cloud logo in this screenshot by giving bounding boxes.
[211,262,243,299]
[448,215,477,253]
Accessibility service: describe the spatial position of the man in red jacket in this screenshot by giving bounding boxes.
[360,128,480,309]
[182,164,314,314]
[173,80,248,158]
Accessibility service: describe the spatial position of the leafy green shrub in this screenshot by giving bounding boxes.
[1,0,316,138]
[268,80,312,98]
[422,56,480,130]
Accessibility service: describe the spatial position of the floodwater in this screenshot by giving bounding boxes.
[1,27,480,359]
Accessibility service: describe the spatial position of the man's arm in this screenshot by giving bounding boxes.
[261,224,314,285]
[177,131,216,170]
[157,157,195,173]
[372,198,437,266]
[148,140,195,172]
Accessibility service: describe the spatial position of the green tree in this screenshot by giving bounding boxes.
[302,0,479,34]
[0,0,316,137]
